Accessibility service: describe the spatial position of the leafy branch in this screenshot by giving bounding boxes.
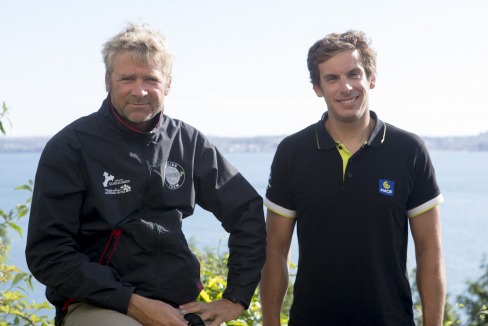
[0,101,11,136]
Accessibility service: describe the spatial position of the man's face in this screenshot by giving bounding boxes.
[105,51,171,131]
[313,49,375,123]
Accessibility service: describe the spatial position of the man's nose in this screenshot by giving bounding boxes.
[339,77,353,93]
[132,79,148,97]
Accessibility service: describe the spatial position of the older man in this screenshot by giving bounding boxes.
[26,22,266,326]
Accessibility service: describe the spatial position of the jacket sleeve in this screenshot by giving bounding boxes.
[193,135,266,308]
[25,140,135,313]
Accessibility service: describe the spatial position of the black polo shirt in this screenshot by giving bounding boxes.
[264,111,443,325]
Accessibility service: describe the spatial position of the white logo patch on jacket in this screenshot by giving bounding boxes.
[103,171,132,194]
[164,161,185,190]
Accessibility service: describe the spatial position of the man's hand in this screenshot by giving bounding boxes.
[127,293,187,326]
[179,299,245,326]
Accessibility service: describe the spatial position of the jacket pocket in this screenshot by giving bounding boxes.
[106,210,201,304]
[98,228,122,265]
[106,218,156,287]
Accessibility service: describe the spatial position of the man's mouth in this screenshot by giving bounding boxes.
[337,96,358,105]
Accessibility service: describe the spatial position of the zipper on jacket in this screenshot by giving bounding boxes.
[139,141,153,218]
[155,224,162,298]
[98,229,122,265]
[139,140,162,298]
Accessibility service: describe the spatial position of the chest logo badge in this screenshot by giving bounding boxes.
[379,179,395,196]
[164,161,185,190]
[103,172,132,195]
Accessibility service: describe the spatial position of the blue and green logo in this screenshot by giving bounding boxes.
[379,179,395,196]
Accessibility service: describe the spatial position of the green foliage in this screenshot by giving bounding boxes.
[0,182,33,242]
[191,240,293,325]
[0,103,54,325]
[0,101,11,136]
[0,184,54,325]
[456,258,488,326]
[442,294,463,326]
[412,261,488,326]
[0,238,54,325]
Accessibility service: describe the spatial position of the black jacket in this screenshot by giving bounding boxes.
[25,98,266,321]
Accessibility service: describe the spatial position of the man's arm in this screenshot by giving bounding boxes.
[410,205,446,326]
[26,145,135,313]
[194,136,267,308]
[260,209,296,326]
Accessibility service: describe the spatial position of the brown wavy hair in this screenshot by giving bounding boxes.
[307,30,377,85]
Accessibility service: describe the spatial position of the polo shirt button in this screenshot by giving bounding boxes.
[348,172,353,178]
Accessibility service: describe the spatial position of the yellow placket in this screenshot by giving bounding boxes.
[335,142,352,180]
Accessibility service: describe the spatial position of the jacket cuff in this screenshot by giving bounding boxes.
[223,284,255,310]
[111,285,136,314]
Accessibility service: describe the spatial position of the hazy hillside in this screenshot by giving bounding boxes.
[423,133,488,151]
[1,132,488,153]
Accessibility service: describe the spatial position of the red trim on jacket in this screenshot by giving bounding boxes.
[108,95,161,133]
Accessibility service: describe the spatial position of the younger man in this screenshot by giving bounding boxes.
[260,30,445,325]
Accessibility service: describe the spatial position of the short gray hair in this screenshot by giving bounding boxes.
[102,22,174,77]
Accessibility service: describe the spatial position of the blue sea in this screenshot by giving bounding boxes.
[1,150,487,318]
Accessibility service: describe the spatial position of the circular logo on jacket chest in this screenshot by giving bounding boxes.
[164,161,185,190]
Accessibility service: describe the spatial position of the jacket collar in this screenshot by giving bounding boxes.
[100,95,162,138]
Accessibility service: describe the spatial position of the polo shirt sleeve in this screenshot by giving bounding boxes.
[264,140,297,219]
[406,142,444,218]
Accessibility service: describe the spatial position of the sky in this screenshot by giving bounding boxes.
[1,0,487,138]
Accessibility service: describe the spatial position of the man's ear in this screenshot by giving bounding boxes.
[164,76,172,96]
[105,72,111,93]
[369,74,376,89]
[313,84,324,97]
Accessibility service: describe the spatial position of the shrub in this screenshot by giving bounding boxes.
[191,239,294,325]
[456,258,488,326]
[0,183,54,325]
[0,102,54,325]
[412,262,488,326]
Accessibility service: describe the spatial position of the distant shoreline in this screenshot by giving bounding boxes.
[1,133,488,153]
